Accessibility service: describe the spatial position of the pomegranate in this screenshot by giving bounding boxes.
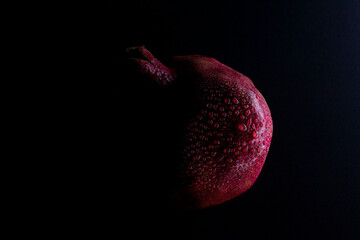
[125,46,273,210]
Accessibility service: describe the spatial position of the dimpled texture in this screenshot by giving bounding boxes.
[172,56,273,209]
[126,47,273,210]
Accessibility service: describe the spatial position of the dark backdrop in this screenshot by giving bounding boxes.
[82,1,360,239]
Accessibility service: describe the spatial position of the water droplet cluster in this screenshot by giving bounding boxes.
[181,82,270,196]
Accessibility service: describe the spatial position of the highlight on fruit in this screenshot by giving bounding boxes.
[125,46,273,210]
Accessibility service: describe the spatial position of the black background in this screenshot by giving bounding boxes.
[81,0,360,239]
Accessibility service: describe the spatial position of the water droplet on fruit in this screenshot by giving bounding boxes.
[246,119,251,127]
[237,123,247,131]
[242,146,248,153]
[213,139,221,145]
[252,130,258,139]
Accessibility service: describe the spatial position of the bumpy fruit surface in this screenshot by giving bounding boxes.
[126,46,273,209]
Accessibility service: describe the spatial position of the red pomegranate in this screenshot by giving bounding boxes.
[125,46,273,210]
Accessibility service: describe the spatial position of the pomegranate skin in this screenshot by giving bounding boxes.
[126,47,273,210]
